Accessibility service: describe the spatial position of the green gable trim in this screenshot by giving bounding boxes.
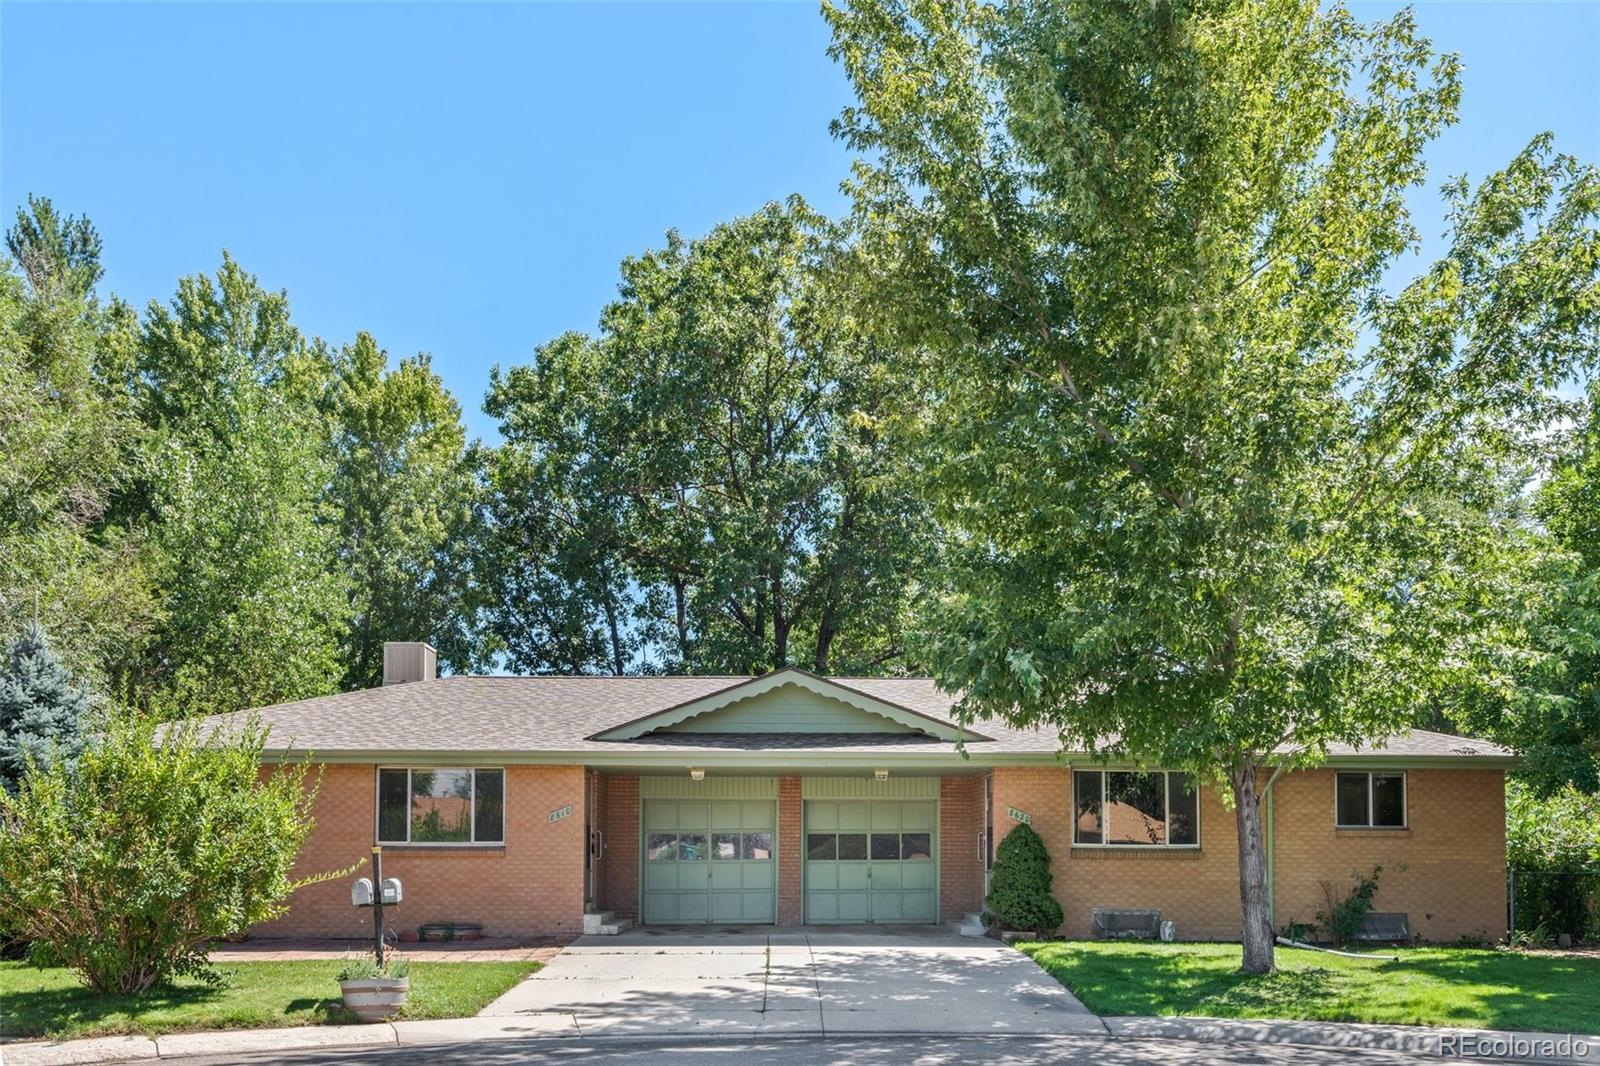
[588,668,987,743]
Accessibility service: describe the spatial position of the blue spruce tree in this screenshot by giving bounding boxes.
[0,623,92,793]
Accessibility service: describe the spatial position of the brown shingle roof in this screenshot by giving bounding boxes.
[204,671,1511,764]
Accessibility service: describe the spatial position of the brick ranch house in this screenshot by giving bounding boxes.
[224,642,1513,944]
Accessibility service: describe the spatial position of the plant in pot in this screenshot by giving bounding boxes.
[984,823,1063,939]
[337,957,409,1022]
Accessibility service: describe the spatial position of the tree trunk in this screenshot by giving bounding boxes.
[602,593,625,676]
[673,577,688,657]
[814,602,835,674]
[1229,760,1275,974]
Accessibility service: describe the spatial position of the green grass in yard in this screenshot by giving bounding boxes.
[0,960,539,1041]
[1018,941,1599,1035]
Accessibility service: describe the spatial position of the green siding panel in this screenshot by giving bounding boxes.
[639,776,778,799]
[801,776,941,800]
[662,684,919,735]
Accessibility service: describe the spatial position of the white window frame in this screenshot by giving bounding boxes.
[375,766,506,846]
[1333,770,1407,830]
[1071,769,1201,849]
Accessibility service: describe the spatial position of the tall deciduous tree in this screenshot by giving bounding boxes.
[0,198,154,680]
[826,0,1599,971]
[124,256,347,712]
[321,332,488,688]
[484,200,930,675]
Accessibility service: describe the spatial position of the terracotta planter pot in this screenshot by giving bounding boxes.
[339,976,408,1023]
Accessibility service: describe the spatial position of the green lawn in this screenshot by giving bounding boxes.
[0,960,540,1041]
[1019,941,1599,1034]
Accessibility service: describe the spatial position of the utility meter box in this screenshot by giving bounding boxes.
[351,878,374,908]
[380,877,403,905]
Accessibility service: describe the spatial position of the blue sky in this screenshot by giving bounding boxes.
[3,2,1597,441]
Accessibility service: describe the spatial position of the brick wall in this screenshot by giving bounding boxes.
[1272,768,1506,943]
[600,773,639,922]
[939,775,987,921]
[990,764,1506,942]
[254,763,586,939]
[778,776,802,924]
[588,769,607,911]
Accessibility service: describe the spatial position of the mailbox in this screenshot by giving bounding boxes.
[351,877,374,907]
[380,877,403,905]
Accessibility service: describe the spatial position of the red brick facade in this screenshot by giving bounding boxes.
[990,765,1506,942]
[258,762,1505,942]
[596,772,639,922]
[256,763,587,939]
[777,776,803,925]
[938,775,987,920]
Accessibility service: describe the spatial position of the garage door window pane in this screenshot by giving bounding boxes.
[871,833,900,860]
[742,831,773,860]
[712,833,739,860]
[411,769,472,842]
[807,834,836,860]
[837,833,868,860]
[901,833,931,860]
[678,833,708,860]
[647,832,677,860]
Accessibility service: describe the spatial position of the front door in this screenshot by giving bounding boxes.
[642,799,776,924]
[804,800,936,923]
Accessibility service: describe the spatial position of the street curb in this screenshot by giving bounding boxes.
[1,1025,398,1066]
[1105,1016,1599,1064]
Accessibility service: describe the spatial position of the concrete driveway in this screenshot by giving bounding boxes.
[476,926,1104,1038]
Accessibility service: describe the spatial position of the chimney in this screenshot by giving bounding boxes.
[382,641,437,686]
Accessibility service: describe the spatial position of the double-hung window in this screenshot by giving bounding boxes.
[1335,771,1406,828]
[377,767,505,845]
[1073,769,1199,847]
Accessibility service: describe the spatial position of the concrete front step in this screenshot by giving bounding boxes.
[582,910,634,935]
[951,912,987,938]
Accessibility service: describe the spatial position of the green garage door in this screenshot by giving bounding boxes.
[642,799,776,924]
[804,800,936,923]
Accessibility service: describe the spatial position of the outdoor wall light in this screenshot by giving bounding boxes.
[689,767,705,781]
[874,768,889,782]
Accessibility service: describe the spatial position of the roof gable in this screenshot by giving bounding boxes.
[588,668,987,742]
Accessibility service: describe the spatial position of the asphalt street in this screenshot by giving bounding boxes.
[174,1032,1513,1065]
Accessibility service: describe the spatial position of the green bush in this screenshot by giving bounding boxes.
[1506,780,1600,940]
[337,957,409,982]
[984,823,1063,934]
[1317,865,1384,946]
[0,713,321,994]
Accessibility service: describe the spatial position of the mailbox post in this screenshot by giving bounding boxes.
[370,846,385,968]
